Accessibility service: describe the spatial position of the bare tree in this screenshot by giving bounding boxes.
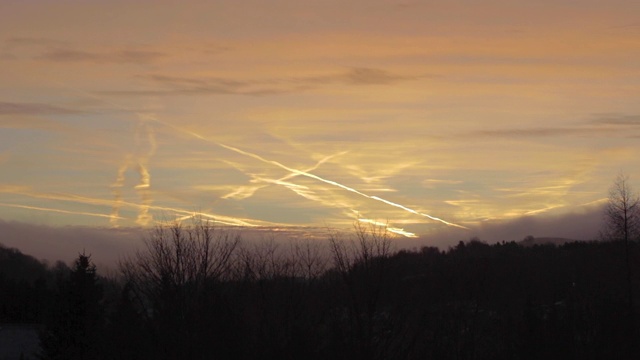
[235,237,287,281]
[119,218,240,319]
[291,239,328,281]
[603,173,640,330]
[605,173,640,243]
[328,221,394,360]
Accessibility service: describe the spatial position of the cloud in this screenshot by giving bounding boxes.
[3,37,164,64]
[396,202,607,251]
[473,127,613,138]
[143,74,280,95]
[101,74,293,96]
[2,37,67,58]
[344,67,412,85]
[37,48,166,64]
[4,37,68,48]
[0,218,332,269]
[472,205,605,242]
[591,114,640,127]
[471,114,640,139]
[0,201,609,269]
[0,102,79,131]
[0,101,80,115]
[0,219,144,269]
[423,179,464,186]
[102,67,418,97]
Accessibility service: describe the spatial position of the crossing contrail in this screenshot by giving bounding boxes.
[54,85,468,232]
[215,143,469,230]
[221,151,347,200]
[110,115,468,231]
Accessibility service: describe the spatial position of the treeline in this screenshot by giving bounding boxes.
[2,222,640,359]
[0,243,67,324]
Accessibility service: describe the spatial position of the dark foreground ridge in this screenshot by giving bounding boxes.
[1,227,640,360]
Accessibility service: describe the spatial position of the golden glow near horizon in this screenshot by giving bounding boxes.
[1,0,639,241]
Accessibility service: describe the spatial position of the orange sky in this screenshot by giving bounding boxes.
[1,0,639,245]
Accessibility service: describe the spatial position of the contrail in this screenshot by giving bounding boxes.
[0,202,124,220]
[357,218,417,238]
[54,85,467,232]
[248,173,419,238]
[110,156,130,226]
[0,187,289,228]
[50,83,157,227]
[141,118,468,230]
[222,151,347,200]
[110,113,157,227]
[370,196,468,229]
[135,114,158,226]
[216,143,469,230]
[523,197,609,216]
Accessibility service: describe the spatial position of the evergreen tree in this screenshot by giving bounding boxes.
[40,253,104,360]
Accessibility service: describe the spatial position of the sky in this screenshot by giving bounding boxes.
[1,0,639,262]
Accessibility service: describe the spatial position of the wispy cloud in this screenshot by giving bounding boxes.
[591,114,640,127]
[0,101,80,115]
[422,179,464,186]
[343,67,412,85]
[3,37,66,58]
[0,102,82,132]
[471,114,640,139]
[342,161,415,186]
[3,37,165,64]
[101,67,418,97]
[472,127,613,138]
[4,37,69,48]
[37,48,166,64]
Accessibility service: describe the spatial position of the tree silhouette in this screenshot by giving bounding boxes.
[603,173,639,329]
[39,252,104,360]
[118,218,240,360]
[328,222,394,360]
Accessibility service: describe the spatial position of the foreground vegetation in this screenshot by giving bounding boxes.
[2,220,640,359]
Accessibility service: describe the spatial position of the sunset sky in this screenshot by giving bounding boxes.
[1,0,639,259]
